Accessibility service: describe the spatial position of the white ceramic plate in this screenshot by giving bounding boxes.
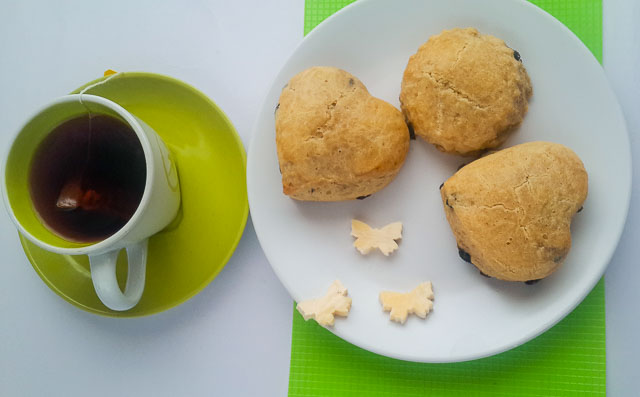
[247,0,631,362]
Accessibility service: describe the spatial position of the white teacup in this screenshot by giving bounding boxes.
[2,94,180,311]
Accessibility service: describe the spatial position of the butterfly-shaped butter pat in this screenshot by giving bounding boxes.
[351,220,403,256]
[379,282,434,324]
[296,280,352,327]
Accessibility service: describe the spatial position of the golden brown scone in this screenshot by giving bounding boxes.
[440,142,588,282]
[400,28,532,156]
[276,67,410,201]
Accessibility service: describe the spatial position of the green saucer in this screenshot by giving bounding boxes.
[19,72,248,317]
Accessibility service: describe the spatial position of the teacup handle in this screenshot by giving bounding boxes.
[89,240,148,311]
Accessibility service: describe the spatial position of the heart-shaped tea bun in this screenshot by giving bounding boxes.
[276,67,410,201]
[440,142,588,282]
[400,28,532,156]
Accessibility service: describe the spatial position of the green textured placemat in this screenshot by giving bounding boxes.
[290,1,605,396]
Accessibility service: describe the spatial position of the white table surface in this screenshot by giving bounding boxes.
[0,1,637,395]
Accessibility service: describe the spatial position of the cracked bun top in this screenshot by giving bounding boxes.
[275,66,410,201]
[400,27,532,156]
[440,142,588,281]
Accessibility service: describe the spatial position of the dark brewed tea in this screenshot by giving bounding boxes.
[29,114,147,243]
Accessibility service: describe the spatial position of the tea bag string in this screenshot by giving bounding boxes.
[77,72,120,100]
[78,71,121,168]
[57,73,121,211]
[77,71,121,172]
